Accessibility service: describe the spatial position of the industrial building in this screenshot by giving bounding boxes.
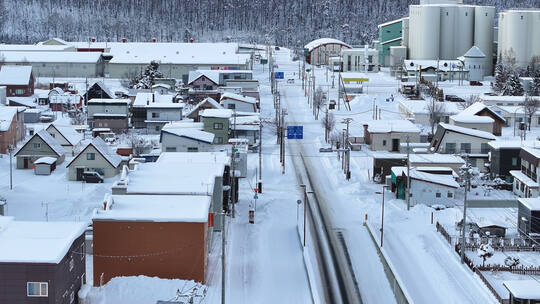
[304,38,351,66]
[377,18,403,66]
[497,9,540,68]
[341,47,379,72]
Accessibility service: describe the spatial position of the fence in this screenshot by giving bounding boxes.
[477,265,540,275]
[474,269,508,304]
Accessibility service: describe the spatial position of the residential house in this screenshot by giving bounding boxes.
[399,100,460,125]
[430,123,496,171]
[188,71,220,90]
[185,97,223,122]
[488,140,534,182]
[391,166,459,207]
[489,105,540,128]
[49,94,83,112]
[160,122,215,152]
[0,66,35,97]
[510,147,540,198]
[362,120,421,152]
[201,109,232,145]
[450,102,505,136]
[0,216,87,304]
[151,83,172,95]
[83,81,115,103]
[220,92,258,112]
[46,123,83,155]
[230,114,260,145]
[23,108,42,123]
[480,95,540,107]
[144,94,183,134]
[503,280,540,304]
[66,137,122,181]
[93,194,211,285]
[0,107,19,153]
[409,153,466,174]
[87,98,130,133]
[14,130,66,169]
[516,198,540,238]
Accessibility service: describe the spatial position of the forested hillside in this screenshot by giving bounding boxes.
[0,0,536,46]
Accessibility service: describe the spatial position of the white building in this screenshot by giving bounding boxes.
[498,9,540,68]
[458,46,485,82]
[399,99,461,125]
[341,47,379,72]
[362,120,421,152]
[160,122,215,153]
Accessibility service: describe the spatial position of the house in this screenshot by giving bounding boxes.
[0,216,87,304]
[92,194,211,285]
[230,115,260,145]
[517,198,540,238]
[87,98,130,133]
[66,137,122,181]
[185,97,223,122]
[151,83,172,95]
[23,108,42,123]
[450,102,505,135]
[0,106,25,153]
[144,94,183,134]
[220,92,258,112]
[46,123,83,155]
[391,167,458,207]
[399,100,460,125]
[14,130,65,169]
[409,153,466,174]
[83,81,115,102]
[188,71,220,90]
[510,147,540,198]
[430,123,496,170]
[201,109,232,144]
[489,105,540,128]
[160,122,215,152]
[503,280,540,304]
[0,66,35,97]
[488,140,534,182]
[362,120,421,152]
[49,94,83,112]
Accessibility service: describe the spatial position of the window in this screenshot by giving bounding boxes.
[470,158,477,167]
[214,137,224,144]
[460,143,471,153]
[480,143,489,154]
[187,147,199,152]
[537,116,540,125]
[27,282,48,297]
[155,125,160,132]
[512,157,518,166]
[436,192,441,198]
[86,153,95,160]
[15,89,25,95]
[445,143,456,153]
[152,112,160,118]
[382,140,387,146]
[213,122,223,130]
[227,104,236,110]
[447,192,453,198]
[50,133,55,138]
[33,143,41,149]
[165,147,177,152]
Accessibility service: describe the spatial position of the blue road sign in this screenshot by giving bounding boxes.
[274,71,284,79]
[254,194,258,199]
[287,126,303,139]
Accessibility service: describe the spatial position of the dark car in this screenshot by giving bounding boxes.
[275,46,280,50]
[81,171,104,183]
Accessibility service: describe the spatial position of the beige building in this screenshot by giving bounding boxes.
[66,137,122,181]
[363,120,421,152]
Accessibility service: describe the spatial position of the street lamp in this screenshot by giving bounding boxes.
[300,185,307,247]
[375,185,389,247]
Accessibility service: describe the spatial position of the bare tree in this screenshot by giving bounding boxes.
[70,108,86,125]
[523,95,540,131]
[313,86,325,120]
[329,131,341,149]
[427,97,445,136]
[129,134,152,156]
[459,94,480,110]
[321,110,335,143]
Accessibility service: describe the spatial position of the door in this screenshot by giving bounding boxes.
[76,168,84,181]
[392,138,400,152]
[23,157,29,169]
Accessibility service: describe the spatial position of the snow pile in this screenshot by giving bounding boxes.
[82,276,206,304]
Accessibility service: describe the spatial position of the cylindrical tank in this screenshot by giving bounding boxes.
[402,17,410,48]
[474,6,495,75]
[409,5,440,59]
[455,5,474,59]
[439,5,457,59]
[500,10,529,67]
[531,11,540,62]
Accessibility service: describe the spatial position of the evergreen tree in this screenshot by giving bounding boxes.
[529,69,540,96]
[505,72,524,96]
[492,62,509,95]
[129,60,164,89]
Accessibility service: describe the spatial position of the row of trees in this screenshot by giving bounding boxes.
[492,53,540,96]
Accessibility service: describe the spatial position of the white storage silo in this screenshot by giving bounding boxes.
[499,10,529,66]
[409,5,440,59]
[455,5,474,59]
[474,6,495,75]
[439,5,457,59]
[531,10,540,63]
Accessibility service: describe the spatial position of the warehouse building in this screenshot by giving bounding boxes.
[304,38,351,66]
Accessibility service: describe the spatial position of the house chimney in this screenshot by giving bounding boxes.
[90,37,96,43]
[152,37,157,43]
[121,38,127,43]
[363,124,370,145]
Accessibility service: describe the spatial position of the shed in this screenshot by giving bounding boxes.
[34,156,57,175]
[517,197,540,237]
[503,280,540,304]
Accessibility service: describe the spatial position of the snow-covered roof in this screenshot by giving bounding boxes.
[364,120,420,133]
[152,83,171,89]
[88,81,116,99]
[0,51,102,63]
[16,129,65,156]
[522,147,540,159]
[450,114,494,123]
[493,105,540,115]
[67,137,121,168]
[188,70,220,85]
[49,94,81,105]
[304,38,351,52]
[439,123,496,140]
[409,153,465,164]
[93,195,211,222]
[34,156,57,165]
[462,46,486,58]
[404,59,465,72]
[220,92,257,104]
[0,216,87,264]
[162,121,204,130]
[399,100,460,115]
[185,97,223,117]
[87,98,129,104]
[0,106,18,131]
[488,140,535,150]
[201,109,233,119]
[106,42,250,65]
[48,124,83,146]
[231,115,260,125]
[457,102,505,122]
[0,65,32,85]
[162,128,215,144]
[378,18,403,28]
[393,166,459,188]
[510,170,539,188]
[518,197,540,211]
[503,280,540,299]
[7,96,37,107]
[480,95,540,103]
[0,44,73,52]
[37,38,70,45]
[124,152,229,195]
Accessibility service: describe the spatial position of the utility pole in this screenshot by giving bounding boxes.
[406,136,411,211]
[258,123,263,193]
[460,155,470,264]
[300,184,307,247]
[231,146,236,219]
[221,212,227,304]
[8,146,13,190]
[376,185,389,247]
[343,118,353,180]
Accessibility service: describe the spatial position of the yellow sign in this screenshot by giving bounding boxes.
[342,78,369,82]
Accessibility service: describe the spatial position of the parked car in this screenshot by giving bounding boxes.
[445,95,465,102]
[287,78,295,84]
[275,46,280,50]
[81,171,104,183]
[319,147,333,153]
[470,81,483,86]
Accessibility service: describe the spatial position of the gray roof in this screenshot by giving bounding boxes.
[463,46,486,58]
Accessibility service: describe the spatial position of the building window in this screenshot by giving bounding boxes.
[470,158,477,167]
[512,157,518,166]
[165,147,176,152]
[152,112,159,118]
[382,140,387,146]
[447,192,453,198]
[187,147,199,152]
[27,282,48,297]
[155,125,160,132]
[480,143,489,154]
[445,143,456,153]
[436,192,441,198]
[227,104,236,110]
[86,153,95,160]
[213,122,223,130]
[214,137,224,144]
[460,143,471,153]
[33,143,41,149]
[15,89,25,95]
